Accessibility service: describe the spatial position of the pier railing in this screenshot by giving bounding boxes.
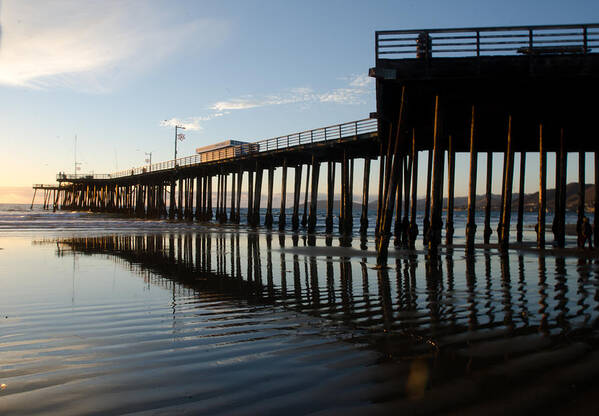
[57,118,377,181]
[376,23,599,60]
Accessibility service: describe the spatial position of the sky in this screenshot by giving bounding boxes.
[1,0,598,203]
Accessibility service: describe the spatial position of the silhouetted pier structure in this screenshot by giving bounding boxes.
[39,24,599,264]
[371,23,599,263]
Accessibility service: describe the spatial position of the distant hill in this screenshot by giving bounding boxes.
[304,183,596,213]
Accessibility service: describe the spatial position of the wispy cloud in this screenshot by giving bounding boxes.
[209,74,373,113]
[160,113,228,131]
[0,1,230,92]
[164,74,373,131]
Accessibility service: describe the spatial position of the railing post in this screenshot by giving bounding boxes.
[311,130,313,143]
[528,29,533,49]
[476,31,480,57]
[339,124,342,139]
[583,26,588,53]
[324,128,327,142]
[355,121,358,136]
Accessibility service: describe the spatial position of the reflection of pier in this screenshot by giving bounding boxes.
[38,24,599,264]
[55,232,599,361]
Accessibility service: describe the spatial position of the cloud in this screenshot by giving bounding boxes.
[0,1,230,92]
[209,75,372,113]
[160,113,228,131]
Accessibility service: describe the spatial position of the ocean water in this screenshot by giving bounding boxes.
[2,204,599,415]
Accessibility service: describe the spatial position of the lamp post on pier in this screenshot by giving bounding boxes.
[145,152,152,171]
[172,124,186,167]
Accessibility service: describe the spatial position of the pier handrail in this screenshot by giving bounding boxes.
[376,23,599,60]
[57,118,377,181]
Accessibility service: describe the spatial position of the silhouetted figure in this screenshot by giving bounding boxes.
[580,216,593,248]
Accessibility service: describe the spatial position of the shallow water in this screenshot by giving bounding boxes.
[2,205,599,415]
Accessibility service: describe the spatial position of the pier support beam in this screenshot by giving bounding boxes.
[252,166,263,227]
[516,152,526,242]
[326,162,335,233]
[595,151,599,248]
[466,106,477,250]
[428,95,444,251]
[423,150,433,245]
[247,170,254,225]
[292,165,302,231]
[577,151,585,247]
[265,167,274,228]
[308,156,320,233]
[538,125,547,248]
[499,116,514,250]
[376,86,405,265]
[409,131,419,249]
[236,170,242,224]
[555,129,567,247]
[360,158,371,235]
[445,135,455,245]
[279,161,287,230]
[484,152,493,244]
[301,164,310,227]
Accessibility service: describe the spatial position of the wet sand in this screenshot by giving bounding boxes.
[2,206,599,414]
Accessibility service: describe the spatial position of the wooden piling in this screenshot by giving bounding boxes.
[428,95,444,250]
[265,167,274,228]
[207,176,212,220]
[326,161,335,233]
[445,135,455,245]
[253,166,263,227]
[466,106,477,249]
[236,170,242,224]
[595,152,599,248]
[292,165,302,231]
[376,86,406,265]
[359,158,371,234]
[556,128,567,247]
[279,161,287,230]
[170,179,177,220]
[577,151,585,247]
[308,156,320,233]
[484,152,493,244]
[409,130,419,248]
[423,150,433,244]
[402,151,412,246]
[247,170,254,224]
[516,152,526,242]
[499,116,514,250]
[177,178,183,220]
[538,124,546,248]
[230,172,236,222]
[301,164,310,227]
[393,156,403,246]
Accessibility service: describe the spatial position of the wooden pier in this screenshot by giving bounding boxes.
[37,23,599,265]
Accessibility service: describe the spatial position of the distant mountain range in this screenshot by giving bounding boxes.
[305,183,596,213]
